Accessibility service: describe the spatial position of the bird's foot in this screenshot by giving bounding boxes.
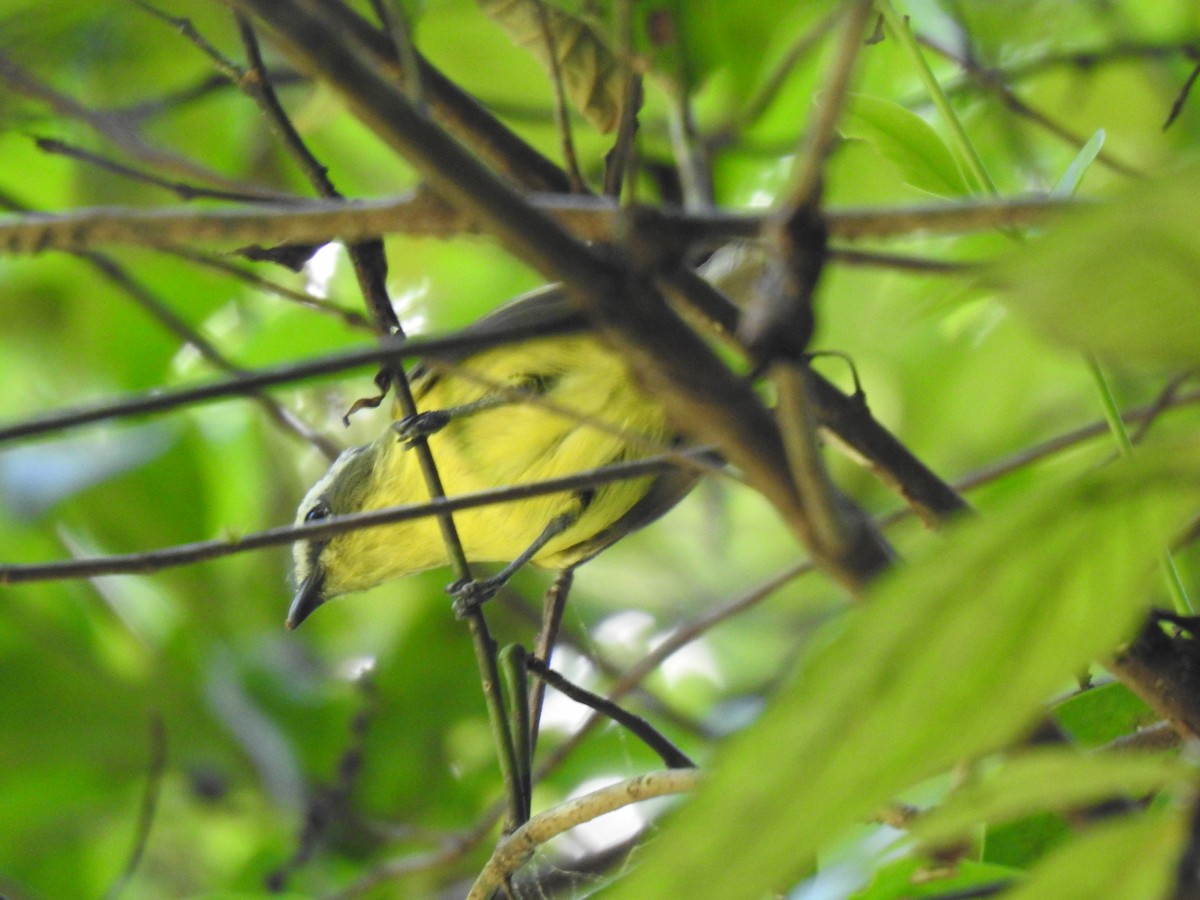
[394,410,451,444]
[449,577,501,618]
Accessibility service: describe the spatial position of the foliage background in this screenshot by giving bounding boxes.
[3,0,1200,898]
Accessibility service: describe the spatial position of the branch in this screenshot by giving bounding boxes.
[0,313,582,444]
[0,193,1073,256]
[465,769,703,900]
[225,0,892,590]
[0,452,697,584]
[525,655,695,769]
[0,50,287,198]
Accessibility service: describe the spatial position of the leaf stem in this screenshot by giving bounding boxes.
[1088,357,1193,615]
[876,0,998,196]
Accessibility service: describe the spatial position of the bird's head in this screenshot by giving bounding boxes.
[289,442,382,629]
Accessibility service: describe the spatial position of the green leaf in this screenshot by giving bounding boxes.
[1003,808,1185,900]
[478,0,625,132]
[998,161,1200,364]
[612,438,1200,899]
[840,93,971,197]
[911,749,1192,850]
[1054,680,1157,746]
[1051,129,1106,199]
[983,811,1070,868]
[853,856,1019,899]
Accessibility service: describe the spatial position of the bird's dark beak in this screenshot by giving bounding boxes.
[287,568,327,630]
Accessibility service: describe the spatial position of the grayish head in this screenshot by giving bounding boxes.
[288,443,380,629]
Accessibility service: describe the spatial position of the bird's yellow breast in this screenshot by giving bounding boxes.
[317,333,672,596]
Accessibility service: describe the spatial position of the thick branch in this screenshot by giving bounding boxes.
[225,0,896,589]
[0,193,1070,256]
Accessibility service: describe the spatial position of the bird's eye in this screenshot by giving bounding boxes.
[304,503,331,523]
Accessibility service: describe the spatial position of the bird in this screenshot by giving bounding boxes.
[287,285,700,628]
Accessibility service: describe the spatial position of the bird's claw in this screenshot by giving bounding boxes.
[394,410,451,444]
[449,578,499,618]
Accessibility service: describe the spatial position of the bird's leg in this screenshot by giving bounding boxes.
[450,508,580,618]
[396,372,558,443]
[393,396,510,443]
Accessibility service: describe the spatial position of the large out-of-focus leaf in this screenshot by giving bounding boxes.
[1002,808,1185,900]
[910,749,1192,849]
[997,161,1200,364]
[841,93,971,197]
[613,438,1200,899]
[478,0,625,132]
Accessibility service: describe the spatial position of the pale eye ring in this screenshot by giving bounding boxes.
[304,503,331,523]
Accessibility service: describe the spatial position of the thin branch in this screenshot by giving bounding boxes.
[532,0,586,192]
[0,189,339,458]
[0,50,281,197]
[104,715,167,900]
[528,569,573,754]
[34,137,288,203]
[290,0,572,192]
[161,243,373,330]
[1166,59,1200,130]
[132,0,245,76]
[918,35,1144,178]
[0,314,584,445]
[369,0,425,112]
[601,0,641,198]
[526,656,695,769]
[827,245,981,274]
[79,247,340,460]
[268,675,377,889]
[1131,371,1196,444]
[707,3,845,149]
[465,769,702,900]
[0,451,700,580]
[781,0,872,211]
[236,6,529,825]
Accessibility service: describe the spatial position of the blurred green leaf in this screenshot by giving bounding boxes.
[983,811,1071,868]
[1003,807,1185,900]
[614,439,1200,898]
[998,161,1200,364]
[911,749,1192,849]
[841,93,971,197]
[1054,680,1158,746]
[853,857,1019,899]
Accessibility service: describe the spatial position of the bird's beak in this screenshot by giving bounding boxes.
[287,568,327,630]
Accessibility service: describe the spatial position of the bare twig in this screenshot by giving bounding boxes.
[532,0,586,192]
[0,313,582,445]
[368,0,425,112]
[710,5,845,149]
[528,569,574,754]
[0,189,339,458]
[465,769,702,900]
[0,50,281,197]
[526,655,695,769]
[161,243,373,330]
[268,675,378,889]
[0,452,700,585]
[602,0,641,198]
[105,715,167,900]
[35,137,288,202]
[919,35,1144,179]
